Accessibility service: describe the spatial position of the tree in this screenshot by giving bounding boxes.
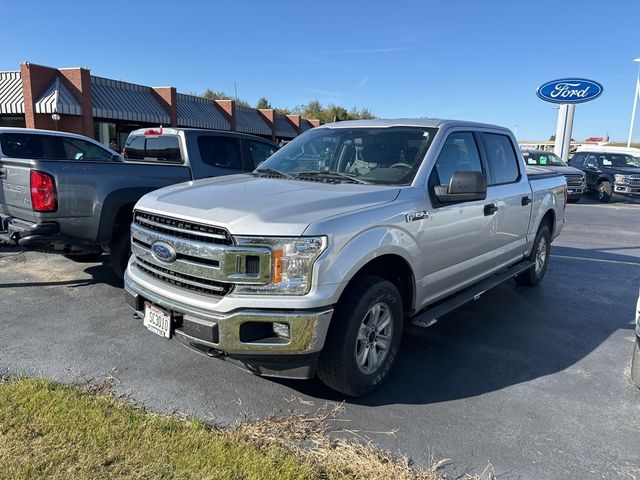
[196,91,374,123]
[200,89,250,107]
[255,97,271,109]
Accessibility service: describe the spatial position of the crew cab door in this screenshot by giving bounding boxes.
[420,130,497,302]
[479,131,531,270]
[582,153,601,189]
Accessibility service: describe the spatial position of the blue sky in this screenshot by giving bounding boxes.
[3,0,640,141]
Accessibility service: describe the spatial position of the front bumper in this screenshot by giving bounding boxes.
[124,271,333,379]
[566,186,585,199]
[613,183,640,198]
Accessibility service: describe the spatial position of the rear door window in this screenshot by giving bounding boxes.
[0,133,112,161]
[482,133,520,185]
[197,136,242,170]
[0,133,47,158]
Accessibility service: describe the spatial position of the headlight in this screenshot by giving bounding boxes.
[614,174,627,183]
[233,236,327,295]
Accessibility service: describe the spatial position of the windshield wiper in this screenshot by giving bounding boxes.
[294,170,371,184]
[253,168,292,179]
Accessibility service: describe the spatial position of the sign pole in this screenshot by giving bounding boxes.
[627,75,640,148]
[537,78,602,160]
[553,104,575,162]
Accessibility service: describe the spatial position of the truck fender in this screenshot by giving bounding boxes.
[525,193,558,257]
[597,173,614,184]
[318,226,420,302]
[95,187,156,243]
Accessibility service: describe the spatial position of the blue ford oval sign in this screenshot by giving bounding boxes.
[151,241,177,263]
[537,78,603,104]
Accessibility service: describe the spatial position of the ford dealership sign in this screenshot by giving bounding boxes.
[537,78,603,104]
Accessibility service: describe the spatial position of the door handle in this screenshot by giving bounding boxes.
[521,195,532,206]
[0,169,6,179]
[484,203,498,216]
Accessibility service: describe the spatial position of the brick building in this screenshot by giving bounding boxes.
[0,62,319,148]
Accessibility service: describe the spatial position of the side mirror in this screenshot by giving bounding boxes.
[112,153,124,162]
[434,171,487,203]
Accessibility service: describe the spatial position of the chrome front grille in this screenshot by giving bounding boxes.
[564,174,585,187]
[627,175,640,187]
[131,211,272,297]
[136,257,233,296]
[134,211,232,245]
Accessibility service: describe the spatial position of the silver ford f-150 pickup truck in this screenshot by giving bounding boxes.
[124,119,567,396]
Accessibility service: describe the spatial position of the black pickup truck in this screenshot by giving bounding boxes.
[521,149,586,203]
[0,127,277,277]
[568,150,640,203]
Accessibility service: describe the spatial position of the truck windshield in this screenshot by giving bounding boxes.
[523,152,566,167]
[255,127,436,185]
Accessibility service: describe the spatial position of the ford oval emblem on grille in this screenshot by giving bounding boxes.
[151,241,177,263]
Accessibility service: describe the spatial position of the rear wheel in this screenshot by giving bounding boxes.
[109,227,131,279]
[631,337,640,389]
[317,275,403,397]
[597,181,612,203]
[515,224,551,287]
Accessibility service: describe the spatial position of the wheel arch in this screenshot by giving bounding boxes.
[540,208,555,237]
[95,188,153,243]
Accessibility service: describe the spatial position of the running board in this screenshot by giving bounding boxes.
[411,261,535,328]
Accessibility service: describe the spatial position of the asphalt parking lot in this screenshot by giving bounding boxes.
[1,196,639,479]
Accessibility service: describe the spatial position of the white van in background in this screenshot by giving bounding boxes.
[575,145,640,158]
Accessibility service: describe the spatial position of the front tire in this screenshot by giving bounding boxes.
[109,227,131,279]
[598,181,612,203]
[515,224,551,286]
[632,337,640,389]
[317,275,403,397]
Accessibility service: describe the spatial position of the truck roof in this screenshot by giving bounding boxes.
[318,118,512,132]
[127,127,277,145]
[0,126,100,141]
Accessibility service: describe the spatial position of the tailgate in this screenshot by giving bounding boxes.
[0,158,36,222]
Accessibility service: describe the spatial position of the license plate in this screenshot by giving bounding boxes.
[143,303,171,338]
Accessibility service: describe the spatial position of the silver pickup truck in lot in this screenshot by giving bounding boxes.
[124,119,567,396]
[0,127,277,277]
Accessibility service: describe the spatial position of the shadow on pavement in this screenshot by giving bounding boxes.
[274,245,640,404]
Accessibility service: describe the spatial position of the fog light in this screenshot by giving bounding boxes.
[272,322,290,339]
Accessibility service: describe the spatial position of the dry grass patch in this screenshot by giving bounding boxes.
[0,378,491,479]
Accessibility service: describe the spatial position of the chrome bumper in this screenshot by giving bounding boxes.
[124,271,333,356]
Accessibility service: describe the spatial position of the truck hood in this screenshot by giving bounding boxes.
[136,174,400,236]
[539,165,584,176]
[602,166,640,175]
